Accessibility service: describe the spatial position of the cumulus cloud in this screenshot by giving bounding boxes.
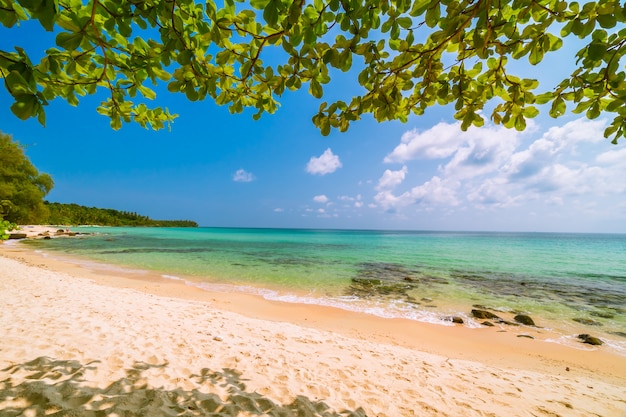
[375,176,460,211]
[307,148,342,175]
[384,122,473,162]
[233,169,255,182]
[376,118,624,215]
[313,195,329,203]
[376,166,408,191]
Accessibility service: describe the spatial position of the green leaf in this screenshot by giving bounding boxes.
[514,113,526,131]
[138,85,157,100]
[309,79,323,98]
[35,0,59,31]
[5,71,32,95]
[549,97,566,118]
[586,101,601,119]
[263,0,279,26]
[250,0,270,10]
[397,17,412,29]
[10,94,38,120]
[523,106,539,118]
[597,14,617,28]
[424,6,440,28]
[528,42,544,65]
[56,32,83,50]
[587,42,606,61]
[534,92,553,104]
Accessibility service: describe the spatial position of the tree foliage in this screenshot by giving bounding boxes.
[45,201,198,226]
[1,200,17,239]
[0,132,54,224]
[1,0,625,141]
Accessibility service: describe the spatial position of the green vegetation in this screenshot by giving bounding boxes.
[45,202,198,227]
[1,0,625,141]
[0,132,54,225]
[1,200,17,239]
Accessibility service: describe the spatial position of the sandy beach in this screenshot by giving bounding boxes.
[1,236,626,416]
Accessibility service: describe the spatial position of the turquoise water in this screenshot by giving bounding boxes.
[23,227,626,353]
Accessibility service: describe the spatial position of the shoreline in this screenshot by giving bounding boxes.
[1,241,626,415]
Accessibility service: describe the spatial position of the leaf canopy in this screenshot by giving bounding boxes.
[0,0,625,142]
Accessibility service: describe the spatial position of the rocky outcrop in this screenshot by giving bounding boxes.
[471,309,500,320]
[578,334,603,346]
[513,314,535,326]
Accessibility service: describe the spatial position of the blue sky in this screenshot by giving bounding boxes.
[2,23,626,232]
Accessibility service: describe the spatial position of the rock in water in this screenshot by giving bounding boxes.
[573,318,603,326]
[514,314,536,326]
[445,316,464,324]
[578,334,603,346]
[471,309,500,320]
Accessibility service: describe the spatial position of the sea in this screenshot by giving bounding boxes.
[20,227,626,355]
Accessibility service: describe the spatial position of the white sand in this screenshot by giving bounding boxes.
[1,251,625,416]
[6,225,67,238]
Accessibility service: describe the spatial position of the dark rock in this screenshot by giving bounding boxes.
[514,314,536,326]
[352,277,382,287]
[498,320,519,326]
[517,335,535,339]
[573,318,603,326]
[577,334,603,346]
[472,304,488,309]
[445,316,464,324]
[8,233,27,239]
[609,331,626,338]
[590,311,614,319]
[471,309,500,320]
[481,321,495,327]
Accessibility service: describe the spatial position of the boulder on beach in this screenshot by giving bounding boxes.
[8,233,27,239]
[513,314,536,326]
[578,334,603,346]
[444,316,464,324]
[471,309,500,320]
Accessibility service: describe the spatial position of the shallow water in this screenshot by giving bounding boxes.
[23,227,626,354]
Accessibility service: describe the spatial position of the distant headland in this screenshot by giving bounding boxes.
[44,202,198,228]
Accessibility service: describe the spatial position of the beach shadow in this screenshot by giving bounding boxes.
[0,357,368,416]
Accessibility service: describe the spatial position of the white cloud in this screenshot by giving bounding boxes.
[376,166,408,190]
[384,122,474,162]
[596,147,626,166]
[376,118,626,216]
[313,195,329,203]
[307,148,342,175]
[375,176,460,211]
[233,168,255,182]
[273,208,284,212]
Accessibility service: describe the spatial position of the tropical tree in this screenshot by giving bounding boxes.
[0,132,54,224]
[0,199,16,239]
[0,0,624,142]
